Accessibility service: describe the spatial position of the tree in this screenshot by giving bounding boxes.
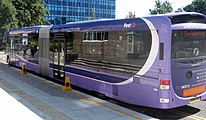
[0,0,17,40]
[175,8,184,13]
[126,11,136,18]
[86,7,96,20]
[12,0,49,28]
[149,0,173,15]
[183,0,206,15]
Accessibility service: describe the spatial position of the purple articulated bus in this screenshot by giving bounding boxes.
[5,12,206,109]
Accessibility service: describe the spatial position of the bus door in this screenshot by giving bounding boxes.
[65,32,76,64]
[10,37,20,65]
[53,33,65,81]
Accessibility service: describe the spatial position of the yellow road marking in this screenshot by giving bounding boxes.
[46,82,141,120]
[172,109,206,120]
[14,68,206,120]
[69,91,142,120]
[38,79,206,120]
[30,77,142,120]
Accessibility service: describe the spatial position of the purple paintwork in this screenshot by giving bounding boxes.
[8,12,206,109]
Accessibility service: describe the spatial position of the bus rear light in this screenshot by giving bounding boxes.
[160,80,170,90]
[160,80,170,85]
[160,98,170,103]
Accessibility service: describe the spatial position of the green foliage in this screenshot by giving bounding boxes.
[0,0,49,46]
[12,0,49,28]
[86,7,96,20]
[126,11,136,18]
[183,0,206,15]
[175,8,184,13]
[0,0,17,40]
[92,7,96,19]
[149,0,173,15]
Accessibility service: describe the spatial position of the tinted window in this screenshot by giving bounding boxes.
[71,30,152,75]
[169,15,206,24]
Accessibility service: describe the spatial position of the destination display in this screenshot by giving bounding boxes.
[182,31,206,39]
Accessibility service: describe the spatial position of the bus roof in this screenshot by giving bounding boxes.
[147,12,206,24]
[50,18,150,33]
[8,25,49,35]
[65,19,114,25]
[51,12,206,33]
[7,12,206,35]
[149,12,205,18]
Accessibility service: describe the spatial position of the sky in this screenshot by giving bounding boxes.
[116,0,194,19]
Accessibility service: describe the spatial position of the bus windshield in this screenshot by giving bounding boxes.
[172,30,206,59]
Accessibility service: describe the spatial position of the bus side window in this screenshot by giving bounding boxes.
[160,43,164,60]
